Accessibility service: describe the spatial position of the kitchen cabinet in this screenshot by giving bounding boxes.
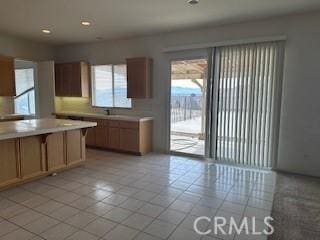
[54,113,153,155]
[66,130,84,166]
[93,119,108,148]
[55,61,90,97]
[0,139,20,188]
[108,126,120,150]
[0,131,88,189]
[85,123,96,146]
[0,56,15,96]
[20,136,45,180]
[88,118,152,155]
[120,128,139,152]
[46,133,66,171]
[83,117,97,146]
[126,57,152,98]
[83,118,108,148]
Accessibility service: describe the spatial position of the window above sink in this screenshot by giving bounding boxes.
[91,64,132,109]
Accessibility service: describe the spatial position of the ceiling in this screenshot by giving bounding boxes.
[0,0,319,45]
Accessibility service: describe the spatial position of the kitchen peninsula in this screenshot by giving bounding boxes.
[0,119,96,189]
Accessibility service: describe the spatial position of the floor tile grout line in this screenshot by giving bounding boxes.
[0,149,277,240]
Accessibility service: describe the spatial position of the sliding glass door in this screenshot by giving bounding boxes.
[167,41,284,167]
[170,58,208,156]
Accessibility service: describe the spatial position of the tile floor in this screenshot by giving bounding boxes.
[0,149,276,240]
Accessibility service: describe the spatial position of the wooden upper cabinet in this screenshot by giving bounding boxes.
[0,56,15,96]
[126,57,152,98]
[55,61,90,97]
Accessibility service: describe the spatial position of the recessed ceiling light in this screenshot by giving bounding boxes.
[42,29,51,34]
[188,0,199,5]
[81,21,91,26]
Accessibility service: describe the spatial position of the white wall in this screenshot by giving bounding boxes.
[0,97,14,114]
[37,61,56,118]
[0,33,53,61]
[54,11,320,177]
[0,33,54,114]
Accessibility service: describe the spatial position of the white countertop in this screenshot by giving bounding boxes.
[54,112,153,122]
[0,119,97,140]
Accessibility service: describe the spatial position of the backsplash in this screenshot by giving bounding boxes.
[0,97,14,115]
[55,97,154,117]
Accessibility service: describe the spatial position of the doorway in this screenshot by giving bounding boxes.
[169,58,208,156]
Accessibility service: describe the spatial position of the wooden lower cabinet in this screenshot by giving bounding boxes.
[139,120,153,154]
[95,120,108,148]
[83,118,108,148]
[0,139,20,188]
[20,136,45,180]
[47,133,66,171]
[108,127,120,150]
[85,118,153,155]
[86,126,96,146]
[120,128,139,152]
[66,130,84,166]
[83,117,96,146]
[0,128,88,190]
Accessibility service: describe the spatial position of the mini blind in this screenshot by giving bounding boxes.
[213,41,284,168]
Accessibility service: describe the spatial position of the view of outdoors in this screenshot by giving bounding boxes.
[91,64,131,108]
[170,59,207,155]
[14,67,35,115]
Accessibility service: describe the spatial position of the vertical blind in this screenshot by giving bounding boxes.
[213,41,284,168]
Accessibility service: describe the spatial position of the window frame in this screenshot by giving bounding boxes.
[91,64,132,109]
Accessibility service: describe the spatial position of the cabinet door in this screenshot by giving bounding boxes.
[64,64,75,96]
[20,136,45,180]
[0,139,20,187]
[0,56,15,96]
[95,120,108,148]
[54,64,65,96]
[47,133,66,171]
[66,130,83,166]
[83,118,96,146]
[55,62,89,97]
[127,57,152,98]
[120,128,139,152]
[108,127,120,150]
[86,127,96,146]
[70,63,82,97]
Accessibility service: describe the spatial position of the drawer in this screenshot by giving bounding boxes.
[119,121,139,129]
[109,120,120,127]
[83,118,107,126]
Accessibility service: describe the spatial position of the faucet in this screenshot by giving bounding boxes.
[104,109,111,115]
